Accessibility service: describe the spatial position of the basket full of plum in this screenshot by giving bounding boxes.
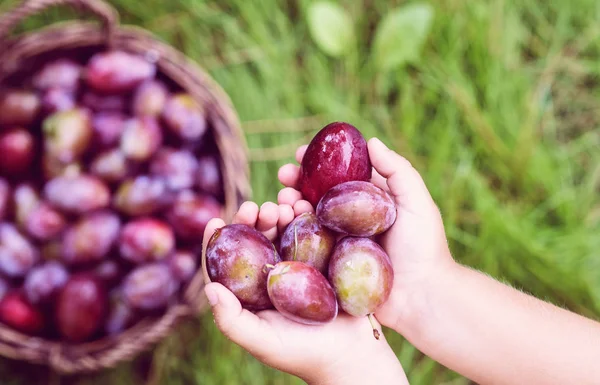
[0,0,249,374]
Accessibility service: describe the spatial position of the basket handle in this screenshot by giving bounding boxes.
[0,0,118,43]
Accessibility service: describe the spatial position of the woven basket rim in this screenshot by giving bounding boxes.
[0,11,250,375]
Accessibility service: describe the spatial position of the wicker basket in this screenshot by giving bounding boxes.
[0,0,250,374]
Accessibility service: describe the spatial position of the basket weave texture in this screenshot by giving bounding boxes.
[0,0,250,374]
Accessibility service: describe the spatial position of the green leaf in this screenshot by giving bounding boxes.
[372,3,434,70]
[307,2,355,57]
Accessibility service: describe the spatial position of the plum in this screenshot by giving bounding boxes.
[150,147,199,191]
[24,202,67,241]
[119,218,174,264]
[196,155,223,198]
[55,274,108,342]
[120,117,163,162]
[84,51,156,94]
[298,122,372,206]
[24,261,69,305]
[328,237,393,319]
[0,292,44,334]
[317,181,396,237]
[0,90,40,127]
[204,224,280,310]
[162,93,207,142]
[267,261,338,325]
[0,127,36,176]
[166,191,221,240]
[44,174,110,214]
[81,91,127,113]
[113,176,172,216]
[92,112,127,149]
[0,223,39,277]
[62,211,121,265]
[122,263,179,311]
[90,149,130,183]
[132,80,168,117]
[42,108,92,163]
[279,212,336,275]
[105,290,137,336]
[41,88,76,115]
[13,183,40,227]
[32,59,81,91]
[168,250,197,283]
[0,178,9,221]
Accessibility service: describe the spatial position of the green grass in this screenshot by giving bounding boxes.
[0,0,599,383]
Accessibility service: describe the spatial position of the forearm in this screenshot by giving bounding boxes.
[305,340,409,385]
[398,263,600,385]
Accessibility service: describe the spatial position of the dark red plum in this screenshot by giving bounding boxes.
[279,212,336,275]
[42,108,92,163]
[168,250,197,283]
[24,261,69,305]
[119,218,174,264]
[150,147,198,191]
[196,155,223,198]
[298,122,372,206]
[62,211,121,265]
[0,127,36,176]
[0,179,9,221]
[113,176,172,216]
[41,88,76,115]
[120,117,162,162]
[317,181,396,237]
[0,90,41,127]
[0,292,44,334]
[166,191,221,240]
[0,223,39,277]
[32,59,82,91]
[162,93,207,142]
[84,51,156,94]
[44,174,110,214]
[328,237,393,318]
[90,149,130,183]
[267,261,337,325]
[132,80,168,117]
[122,263,179,311]
[204,224,280,310]
[24,202,67,241]
[92,112,127,149]
[55,274,108,342]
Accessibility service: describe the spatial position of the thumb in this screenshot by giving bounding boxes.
[368,138,436,214]
[204,282,277,355]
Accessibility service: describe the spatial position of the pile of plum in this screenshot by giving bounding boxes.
[0,51,224,342]
[204,122,396,338]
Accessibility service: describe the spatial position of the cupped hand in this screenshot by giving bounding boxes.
[277,138,456,334]
[202,201,407,385]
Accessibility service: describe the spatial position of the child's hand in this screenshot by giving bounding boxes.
[203,202,408,385]
[277,138,456,334]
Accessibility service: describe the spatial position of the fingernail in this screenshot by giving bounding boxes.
[371,137,388,150]
[205,285,219,306]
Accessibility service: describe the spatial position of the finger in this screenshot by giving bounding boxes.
[277,187,303,206]
[256,202,279,241]
[370,169,391,193]
[277,204,295,233]
[295,145,308,164]
[278,164,301,188]
[293,200,314,216]
[368,138,435,212]
[204,283,280,356]
[232,201,259,227]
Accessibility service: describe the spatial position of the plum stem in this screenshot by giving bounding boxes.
[367,313,381,340]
